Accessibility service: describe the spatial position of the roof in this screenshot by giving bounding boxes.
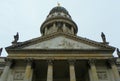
[49,6,69,15]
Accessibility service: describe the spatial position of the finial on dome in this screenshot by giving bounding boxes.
[57,2,60,6]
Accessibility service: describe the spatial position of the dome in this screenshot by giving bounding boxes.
[40,5,78,36]
[49,6,69,15]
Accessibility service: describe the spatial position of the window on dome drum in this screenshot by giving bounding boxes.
[56,22,63,28]
[58,13,61,16]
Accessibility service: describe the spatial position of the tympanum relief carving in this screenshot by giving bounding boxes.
[24,36,99,49]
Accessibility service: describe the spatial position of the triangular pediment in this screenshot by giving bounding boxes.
[23,36,103,50]
[6,33,115,51]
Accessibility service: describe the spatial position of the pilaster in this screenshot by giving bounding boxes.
[108,59,120,81]
[24,58,33,81]
[88,59,99,81]
[47,60,53,81]
[69,60,76,81]
[0,59,12,81]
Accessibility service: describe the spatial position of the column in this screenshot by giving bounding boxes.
[89,59,99,81]
[24,58,33,81]
[69,60,76,81]
[109,59,120,81]
[0,59,12,81]
[47,60,53,81]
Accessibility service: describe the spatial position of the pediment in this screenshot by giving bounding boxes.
[23,36,101,50]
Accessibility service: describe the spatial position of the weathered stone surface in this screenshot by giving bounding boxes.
[23,36,100,49]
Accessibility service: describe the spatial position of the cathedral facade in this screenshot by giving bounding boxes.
[0,5,120,81]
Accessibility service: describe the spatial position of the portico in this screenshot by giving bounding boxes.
[1,4,119,81]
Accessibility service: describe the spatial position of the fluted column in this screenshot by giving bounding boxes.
[69,60,76,81]
[89,59,99,81]
[24,58,33,81]
[47,60,53,81]
[109,59,120,81]
[0,59,12,81]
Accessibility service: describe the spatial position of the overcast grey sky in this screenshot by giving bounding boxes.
[0,0,120,57]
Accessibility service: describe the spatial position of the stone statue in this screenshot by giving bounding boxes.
[12,32,19,45]
[117,48,120,57]
[0,48,3,56]
[101,32,106,43]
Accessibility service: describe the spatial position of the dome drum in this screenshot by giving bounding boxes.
[41,19,78,35]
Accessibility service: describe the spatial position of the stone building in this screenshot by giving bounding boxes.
[0,5,120,81]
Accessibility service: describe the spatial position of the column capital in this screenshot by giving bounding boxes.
[47,59,53,65]
[88,59,96,66]
[108,58,116,66]
[5,58,13,66]
[25,58,33,66]
[68,59,76,65]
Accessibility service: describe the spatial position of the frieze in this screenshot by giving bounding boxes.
[68,59,76,65]
[88,59,96,66]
